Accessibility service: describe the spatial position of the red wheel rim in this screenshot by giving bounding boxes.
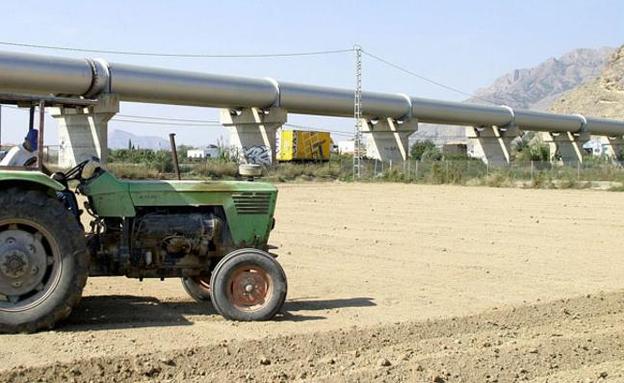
[226,265,273,312]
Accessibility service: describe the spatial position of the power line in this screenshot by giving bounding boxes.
[0,42,498,121]
[117,114,219,123]
[283,123,351,137]
[3,108,352,136]
[3,107,218,126]
[5,104,353,137]
[0,42,492,103]
[111,118,221,127]
[4,107,220,124]
[114,117,353,137]
[0,41,354,59]
[361,49,498,105]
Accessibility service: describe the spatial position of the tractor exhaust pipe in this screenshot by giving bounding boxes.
[169,133,181,180]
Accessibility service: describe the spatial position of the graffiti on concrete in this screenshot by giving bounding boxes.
[244,145,272,165]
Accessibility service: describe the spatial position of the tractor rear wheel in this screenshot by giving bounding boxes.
[210,249,287,321]
[0,188,89,333]
[181,274,211,302]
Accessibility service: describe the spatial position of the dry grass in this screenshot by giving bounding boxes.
[104,158,624,192]
[106,163,160,179]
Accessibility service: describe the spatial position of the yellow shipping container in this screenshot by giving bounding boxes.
[276,130,332,162]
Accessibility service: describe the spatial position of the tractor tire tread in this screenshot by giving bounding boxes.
[0,188,89,334]
[210,248,287,321]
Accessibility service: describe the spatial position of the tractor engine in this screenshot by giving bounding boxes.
[131,212,223,270]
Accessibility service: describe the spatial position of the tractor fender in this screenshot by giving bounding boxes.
[0,170,65,194]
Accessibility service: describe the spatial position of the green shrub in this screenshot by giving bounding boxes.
[109,149,173,172]
[410,140,439,161]
[514,136,550,162]
[529,142,550,162]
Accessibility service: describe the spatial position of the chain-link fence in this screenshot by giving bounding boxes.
[6,143,622,188]
[328,157,624,186]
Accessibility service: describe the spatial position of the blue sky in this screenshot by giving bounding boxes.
[1,0,623,146]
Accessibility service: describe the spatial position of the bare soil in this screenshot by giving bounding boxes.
[1,183,623,382]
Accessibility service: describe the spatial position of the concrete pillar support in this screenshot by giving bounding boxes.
[600,136,624,160]
[220,107,287,165]
[466,125,521,167]
[540,131,587,165]
[51,94,119,168]
[362,117,418,162]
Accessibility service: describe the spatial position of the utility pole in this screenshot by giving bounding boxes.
[353,44,363,179]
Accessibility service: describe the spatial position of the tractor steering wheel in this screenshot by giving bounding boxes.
[63,159,91,181]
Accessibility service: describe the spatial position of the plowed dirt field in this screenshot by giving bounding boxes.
[1,183,623,382]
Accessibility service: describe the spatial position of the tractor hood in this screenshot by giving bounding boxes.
[126,179,277,209]
[81,171,278,246]
[126,179,277,194]
[81,171,277,217]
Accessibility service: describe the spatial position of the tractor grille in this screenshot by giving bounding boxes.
[232,192,272,215]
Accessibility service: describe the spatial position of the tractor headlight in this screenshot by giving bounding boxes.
[239,164,262,179]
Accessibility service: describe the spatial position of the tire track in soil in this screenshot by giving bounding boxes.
[3,290,623,383]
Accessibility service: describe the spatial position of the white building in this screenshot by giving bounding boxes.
[187,145,221,159]
[583,138,610,157]
[338,139,381,158]
[337,140,355,155]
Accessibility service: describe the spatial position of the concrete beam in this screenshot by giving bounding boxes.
[466,125,521,167]
[362,117,418,162]
[51,94,119,167]
[220,107,287,165]
[540,131,587,165]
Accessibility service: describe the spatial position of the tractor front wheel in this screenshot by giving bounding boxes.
[210,249,287,321]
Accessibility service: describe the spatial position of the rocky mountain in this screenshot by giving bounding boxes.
[468,47,613,110]
[550,45,624,119]
[411,47,614,145]
[109,129,170,150]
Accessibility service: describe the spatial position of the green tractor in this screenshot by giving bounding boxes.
[0,98,286,333]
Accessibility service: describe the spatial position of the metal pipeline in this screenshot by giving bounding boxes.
[0,51,94,96]
[111,63,279,108]
[0,50,622,136]
[410,97,512,127]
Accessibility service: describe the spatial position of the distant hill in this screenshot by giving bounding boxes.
[550,45,624,119]
[411,47,614,146]
[468,47,613,110]
[109,129,170,150]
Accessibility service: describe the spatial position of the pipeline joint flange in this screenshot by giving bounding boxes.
[572,114,590,142]
[84,58,111,99]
